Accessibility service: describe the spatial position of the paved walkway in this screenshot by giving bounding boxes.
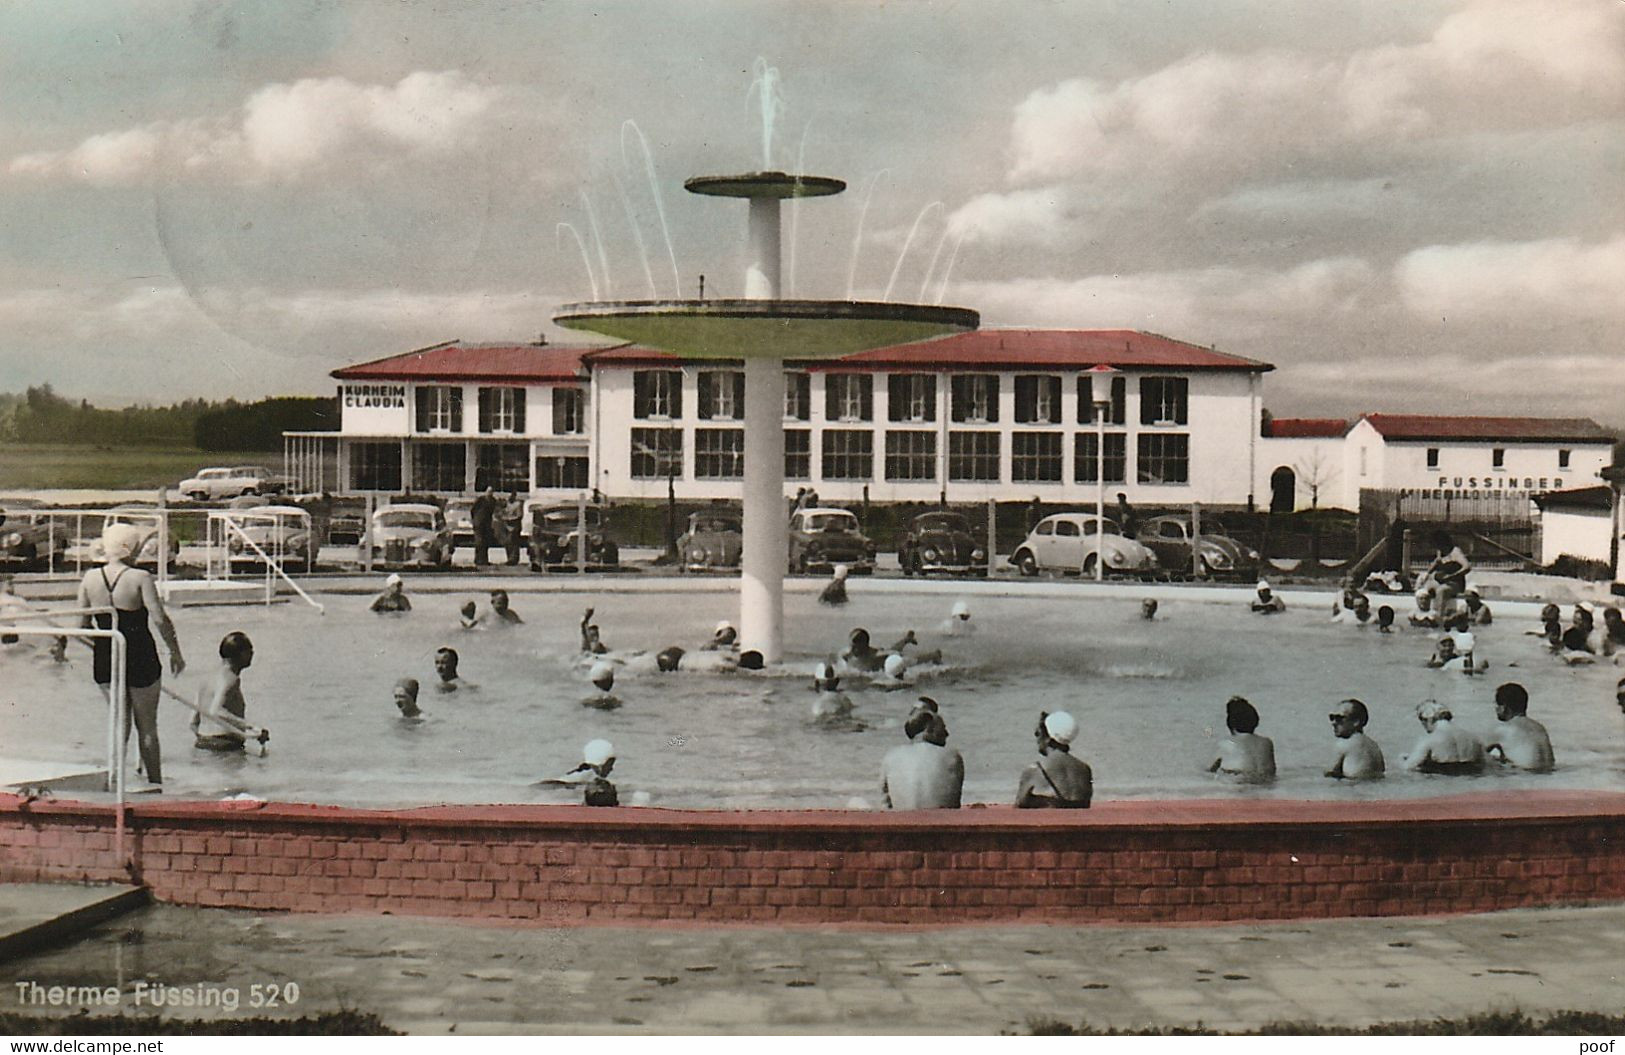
[3,902,1624,1034]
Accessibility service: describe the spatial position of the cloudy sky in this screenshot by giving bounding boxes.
[1,0,1620,424]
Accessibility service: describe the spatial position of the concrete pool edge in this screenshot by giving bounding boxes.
[5,791,1623,927]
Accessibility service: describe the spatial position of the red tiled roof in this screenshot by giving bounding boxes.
[331,341,592,383]
[1360,414,1614,444]
[1266,417,1348,438]
[809,329,1271,373]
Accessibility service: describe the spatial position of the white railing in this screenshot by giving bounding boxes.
[207,511,325,614]
[2,505,185,584]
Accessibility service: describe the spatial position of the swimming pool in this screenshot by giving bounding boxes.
[3,585,1621,808]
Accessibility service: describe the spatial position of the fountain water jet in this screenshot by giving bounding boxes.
[620,120,682,298]
[580,190,615,298]
[556,223,599,301]
[881,201,943,303]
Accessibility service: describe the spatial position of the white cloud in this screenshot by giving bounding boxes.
[946,186,1071,245]
[9,71,508,185]
[1396,234,1625,321]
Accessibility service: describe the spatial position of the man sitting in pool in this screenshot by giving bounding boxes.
[192,631,255,753]
[392,677,424,720]
[433,646,475,693]
[1484,682,1554,773]
[370,573,411,613]
[1016,710,1092,809]
[1402,699,1485,774]
[1324,698,1384,780]
[1208,696,1276,783]
[1250,581,1285,615]
[489,590,523,626]
[579,607,607,655]
[879,698,962,810]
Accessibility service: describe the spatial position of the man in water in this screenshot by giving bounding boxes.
[1462,584,1492,626]
[371,573,411,613]
[1376,605,1396,633]
[819,564,849,606]
[1332,594,1372,626]
[579,607,607,654]
[458,601,483,630]
[1485,682,1554,773]
[655,645,686,672]
[879,699,963,809]
[1140,598,1159,621]
[392,678,423,719]
[433,646,473,693]
[1427,633,1485,674]
[1250,581,1286,614]
[1601,607,1625,657]
[939,601,976,636]
[193,631,254,752]
[1324,698,1384,780]
[841,628,885,673]
[1402,700,1485,774]
[489,589,523,626]
[1016,710,1092,808]
[1208,696,1276,783]
[704,620,737,651]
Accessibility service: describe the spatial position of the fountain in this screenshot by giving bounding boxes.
[556,78,977,662]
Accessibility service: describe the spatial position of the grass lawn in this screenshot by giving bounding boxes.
[0,444,281,491]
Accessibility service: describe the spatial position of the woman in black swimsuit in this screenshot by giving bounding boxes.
[76,523,185,789]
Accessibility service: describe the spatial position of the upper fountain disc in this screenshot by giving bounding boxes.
[554,299,978,360]
[685,172,845,199]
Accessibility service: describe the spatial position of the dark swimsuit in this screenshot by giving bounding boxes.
[1418,759,1483,776]
[1027,758,1090,808]
[91,567,162,690]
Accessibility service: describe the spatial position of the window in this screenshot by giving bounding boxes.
[1073,433,1127,483]
[412,443,466,491]
[1011,432,1062,482]
[414,385,463,432]
[633,370,682,419]
[475,444,529,491]
[1359,447,1368,477]
[698,370,745,421]
[785,429,811,479]
[821,429,874,480]
[1137,434,1190,485]
[630,427,682,479]
[887,374,936,422]
[784,372,810,421]
[1492,448,1505,469]
[1055,520,1080,538]
[1559,449,1571,469]
[476,387,525,434]
[1426,447,1440,470]
[1014,375,1061,424]
[1035,519,1054,536]
[350,442,401,491]
[1139,376,1188,425]
[694,428,745,479]
[535,456,589,490]
[552,388,585,434]
[950,375,999,423]
[824,374,874,422]
[948,431,1000,482]
[1078,375,1126,425]
[884,431,937,481]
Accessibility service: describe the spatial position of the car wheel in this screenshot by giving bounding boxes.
[1082,553,1099,577]
[188,491,209,502]
[1015,550,1038,577]
[901,551,914,576]
[241,488,257,496]
[601,542,619,567]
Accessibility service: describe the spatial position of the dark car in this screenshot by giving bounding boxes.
[529,505,619,569]
[787,507,875,574]
[898,511,987,576]
[0,503,67,571]
[677,509,743,572]
[1134,514,1259,580]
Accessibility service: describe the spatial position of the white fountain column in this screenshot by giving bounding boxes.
[740,194,786,662]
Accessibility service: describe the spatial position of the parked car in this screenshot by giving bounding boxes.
[787,507,875,574]
[0,502,67,571]
[1009,513,1159,578]
[368,504,453,568]
[326,514,365,546]
[528,504,619,569]
[178,466,292,501]
[445,498,475,551]
[898,511,986,576]
[225,505,314,569]
[1134,514,1260,580]
[677,508,743,572]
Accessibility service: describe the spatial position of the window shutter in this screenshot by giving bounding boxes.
[697,372,714,420]
[1111,376,1125,425]
[1140,379,1157,426]
[732,372,745,417]
[825,376,841,419]
[888,377,906,421]
[512,388,526,433]
[951,377,968,421]
[985,377,1000,423]
[478,388,493,433]
[634,372,650,417]
[669,372,683,419]
[860,375,874,420]
[1045,377,1060,423]
[415,387,430,432]
[448,386,463,432]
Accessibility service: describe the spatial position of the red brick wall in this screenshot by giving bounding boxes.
[4,792,1624,925]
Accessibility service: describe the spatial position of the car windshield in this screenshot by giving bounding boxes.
[540,509,600,530]
[694,515,741,532]
[804,513,857,532]
[231,467,269,476]
[377,511,435,530]
[915,514,969,533]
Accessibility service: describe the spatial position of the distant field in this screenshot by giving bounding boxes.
[0,444,281,491]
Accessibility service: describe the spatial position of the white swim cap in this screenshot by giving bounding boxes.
[883,653,906,678]
[1043,711,1078,746]
[582,739,614,766]
[589,661,615,689]
[1256,579,1270,592]
[1464,582,1481,596]
[100,523,143,563]
[814,661,834,681]
[951,601,970,619]
[715,619,735,635]
[385,573,403,587]
[833,564,849,579]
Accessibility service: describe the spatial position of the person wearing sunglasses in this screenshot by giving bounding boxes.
[1324,699,1385,780]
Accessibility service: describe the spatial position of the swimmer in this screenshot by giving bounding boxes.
[656,645,685,672]
[1462,584,1492,626]
[704,620,738,651]
[1376,605,1396,633]
[538,739,619,806]
[1140,598,1158,621]
[737,649,765,671]
[840,628,885,673]
[819,564,850,606]
[890,629,942,664]
[1250,580,1285,615]
[879,698,962,809]
[392,677,423,719]
[192,631,254,753]
[583,661,621,710]
[1428,631,1486,674]
[458,600,483,630]
[1601,607,1624,657]
[1208,696,1276,783]
[579,607,607,654]
[1016,710,1092,808]
[370,573,411,613]
[810,661,855,722]
[1616,676,1625,716]
[433,646,475,693]
[1526,603,1562,635]
[1332,594,1372,626]
[1409,590,1437,628]
[939,600,976,636]
[1484,682,1554,773]
[878,652,914,690]
[1324,699,1384,780]
[1402,699,1485,774]
[489,590,523,626]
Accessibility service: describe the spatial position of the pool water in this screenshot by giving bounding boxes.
[2,588,1622,808]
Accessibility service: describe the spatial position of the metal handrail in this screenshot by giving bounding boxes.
[210,514,324,614]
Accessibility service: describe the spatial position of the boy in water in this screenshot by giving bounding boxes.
[940,600,977,636]
[193,631,255,752]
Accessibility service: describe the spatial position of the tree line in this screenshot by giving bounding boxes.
[0,385,337,452]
